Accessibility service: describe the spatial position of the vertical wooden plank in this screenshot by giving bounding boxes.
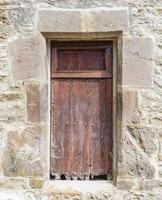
[90,79,112,177]
[102,79,112,175]
[104,79,112,176]
[89,79,104,176]
[50,80,72,177]
[50,81,55,176]
[70,79,112,178]
[71,80,91,179]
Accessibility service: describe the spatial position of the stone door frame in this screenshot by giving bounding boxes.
[37,7,129,183]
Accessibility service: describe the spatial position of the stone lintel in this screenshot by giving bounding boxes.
[37,8,129,33]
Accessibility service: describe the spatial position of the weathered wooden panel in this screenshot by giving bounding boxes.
[51,41,113,74]
[50,79,112,179]
[58,50,78,71]
[57,49,105,71]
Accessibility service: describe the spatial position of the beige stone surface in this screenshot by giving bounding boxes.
[84,8,129,32]
[26,83,48,123]
[37,9,83,33]
[26,83,40,123]
[30,178,44,189]
[123,37,154,87]
[139,179,160,190]
[116,179,135,190]
[122,90,140,124]
[8,34,47,80]
[0,93,23,101]
[0,177,30,189]
[40,83,48,123]
[0,102,25,123]
[3,126,43,177]
[128,125,157,154]
[46,186,81,196]
[135,89,162,125]
[118,127,155,179]
[37,8,129,33]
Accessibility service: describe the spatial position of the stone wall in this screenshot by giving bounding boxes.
[0,0,162,199]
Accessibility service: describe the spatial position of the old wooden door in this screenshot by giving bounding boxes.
[50,42,113,180]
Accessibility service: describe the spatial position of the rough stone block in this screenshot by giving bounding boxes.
[45,186,81,196]
[85,8,129,32]
[26,83,48,123]
[26,83,40,123]
[139,179,160,190]
[37,9,83,33]
[137,89,154,124]
[118,127,155,179]
[0,177,30,189]
[116,179,135,190]
[158,155,162,161]
[0,45,8,77]
[8,34,47,80]
[122,90,140,124]
[37,8,129,33]
[3,126,43,177]
[0,102,25,123]
[123,37,154,87]
[123,192,161,200]
[30,178,44,189]
[128,125,157,154]
[0,93,23,102]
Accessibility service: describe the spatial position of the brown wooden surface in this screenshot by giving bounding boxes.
[51,41,112,75]
[57,49,105,71]
[51,71,112,79]
[50,41,113,180]
[50,79,112,179]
